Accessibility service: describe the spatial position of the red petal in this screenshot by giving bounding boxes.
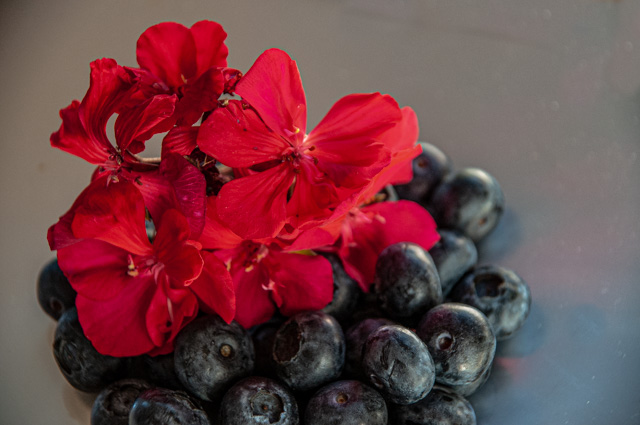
[266,251,334,316]
[79,59,136,151]
[190,252,236,323]
[235,49,307,144]
[57,239,134,300]
[175,67,226,126]
[198,100,289,168]
[162,126,199,158]
[227,259,275,328]
[136,22,196,90]
[154,209,204,283]
[190,20,228,75]
[114,94,177,153]
[216,163,294,239]
[50,100,112,164]
[71,180,152,255]
[75,275,157,356]
[306,93,400,187]
[199,196,244,250]
[338,201,440,291]
[145,275,199,349]
[135,154,207,239]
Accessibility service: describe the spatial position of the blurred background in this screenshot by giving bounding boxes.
[1,0,639,423]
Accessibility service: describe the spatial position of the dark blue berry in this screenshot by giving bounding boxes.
[374,242,442,323]
[394,142,453,205]
[250,316,285,378]
[91,379,152,425]
[429,230,478,296]
[37,258,76,320]
[53,308,125,392]
[416,303,495,396]
[450,265,531,341]
[174,315,255,401]
[304,380,387,425]
[344,317,395,379]
[362,325,435,405]
[139,352,184,390]
[273,311,345,392]
[429,168,504,242]
[129,388,210,425]
[390,384,476,425]
[219,376,299,425]
[321,254,361,324]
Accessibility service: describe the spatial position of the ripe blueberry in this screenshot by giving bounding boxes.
[416,303,495,396]
[129,388,210,425]
[273,311,345,392]
[429,230,478,296]
[390,384,476,425]
[91,379,152,425]
[321,254,361,324]
[174,315,255,401]
[450,265,531,340]
[219,376,299,425]
[429,168,504,242]
[304,380,387,425]
[394,142,453,205]
[362,325,435,405]
[37,258,76,320]
[344,317,396,379]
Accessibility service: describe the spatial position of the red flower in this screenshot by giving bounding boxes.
[53,180,234,356]
[198,49,402,240]
[51,58,177,169]
[200,197,333,328]
[135,20,232,125]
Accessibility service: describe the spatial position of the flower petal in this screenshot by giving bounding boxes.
[71,180,152,256]
[235,49,307,143]
[50,100,112,164]
[114,94,177,153]
[75,274,157,357]
[198,100,289,168]
[266,251,334,317]
[307,93,400,187]
[190,252,236,323]
[162,126,199,158]
[175,67,225,126]
[338,200,440,291]
[154,209,204,284]
[227,259,275,328]
[190,20,228,75]
[216,162,294,239]
[57,239,133,300]
[199,196,244,250]
[136,22,197,90]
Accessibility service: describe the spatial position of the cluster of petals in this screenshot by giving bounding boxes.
[48,20,440,356]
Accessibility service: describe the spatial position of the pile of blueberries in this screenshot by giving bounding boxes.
[37,142,531,424]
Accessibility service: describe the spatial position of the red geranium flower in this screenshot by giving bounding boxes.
[200,197,334,328]
[198,48,403,240]
[135,20,235,126]
[53,180,234,356]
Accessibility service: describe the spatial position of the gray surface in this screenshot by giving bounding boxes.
[1,0,639,424]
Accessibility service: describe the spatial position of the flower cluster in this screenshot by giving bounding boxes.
[48,20,439,357]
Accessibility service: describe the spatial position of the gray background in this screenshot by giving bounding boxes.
[1,0,639,423]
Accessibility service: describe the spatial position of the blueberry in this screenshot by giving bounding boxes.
[273,311,345,392]
[394,142,453,205]
[139,352,184,390]
[374,242,442,323]
[219,376,299,425]
[344,318,396,379]
[250,316,285,378]
[174,315,255,401]
[428,230,478,296]
[304,380,387,425]
[416,303,495,396]
[390,384,476,425]
[53,308,125,392]
[37,258,76,320]
[450,265,531,341]
[91,379,152,425]
[129,388,210,425]
[429,168,504,242]
[362,325,435,405]
[321,254,361,324]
